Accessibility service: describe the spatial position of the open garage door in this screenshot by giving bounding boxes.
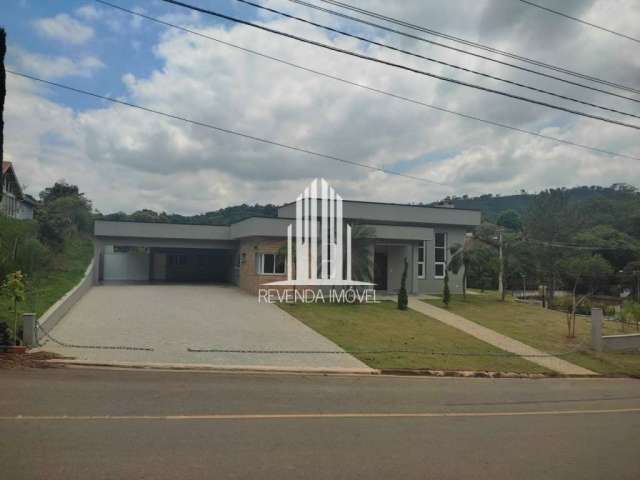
[103,247,150,282]
[152,248,234,283]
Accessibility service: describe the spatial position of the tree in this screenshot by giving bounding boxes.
[4,270,25,346]
[496,210,523,232]
[350,224,375,283]
[473,223,508,300]
[524,189,578,307]
[574,225,640,271]
[559,254,613,337]
[36,182,92,249]
[0,28,5,204]
[276,223,375,285]
[448,237,475,299]
[397,257,408,310]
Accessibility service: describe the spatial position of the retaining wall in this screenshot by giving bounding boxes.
[37,259,94,340]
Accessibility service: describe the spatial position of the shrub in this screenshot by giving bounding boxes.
[397,258,408,310]
[443,272,451,306]
[0,321,10,346]
[618,301,640,330]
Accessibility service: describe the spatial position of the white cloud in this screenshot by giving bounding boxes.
[75,4,101,21]
[7,0,640,214]
[34,13,94,44]
[11,48,104,79]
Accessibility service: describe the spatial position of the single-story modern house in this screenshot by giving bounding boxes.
[93,199,481,294]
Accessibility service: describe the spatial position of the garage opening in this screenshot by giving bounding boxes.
[102,246,236,284]
[153,248,234,283]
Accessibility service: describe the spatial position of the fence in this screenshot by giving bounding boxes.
[591,308,640,352]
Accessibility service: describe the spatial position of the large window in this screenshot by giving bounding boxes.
[257,253,286,275]
[434,232,447,279]
[417,241,425,279]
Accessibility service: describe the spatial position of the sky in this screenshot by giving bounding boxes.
[2,0,640,215]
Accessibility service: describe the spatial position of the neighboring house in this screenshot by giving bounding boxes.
[0,161,35,220]
[93,198,481,294]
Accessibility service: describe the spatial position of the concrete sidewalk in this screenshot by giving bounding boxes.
[408,298,596,376]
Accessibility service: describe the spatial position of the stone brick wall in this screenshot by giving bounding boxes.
[238,236,288,294]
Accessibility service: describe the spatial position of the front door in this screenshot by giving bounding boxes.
[374,252,387,290]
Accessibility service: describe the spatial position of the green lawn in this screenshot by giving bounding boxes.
[1,235,93,334]
[424,294,640,376]
[279,301,550,373]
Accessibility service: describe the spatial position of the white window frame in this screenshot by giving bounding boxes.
[417,241,425,279]
[434,232,447,279]
[257,253,286,275]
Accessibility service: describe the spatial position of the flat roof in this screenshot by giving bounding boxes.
[278,198,481,213]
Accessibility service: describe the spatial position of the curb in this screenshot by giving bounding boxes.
[45,359,381,376]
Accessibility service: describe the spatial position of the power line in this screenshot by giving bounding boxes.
[313,0,640,96]
[232,0,640,121]
[160,0,640,130]
[289,0,640,101]
[6,70,447,187]
[523,238,639,252]
[96,0,640,164]
[517,0,640,45]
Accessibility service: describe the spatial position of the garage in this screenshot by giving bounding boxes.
[95,221,238,285]
[151,248,234,283]
[102,246,235,283]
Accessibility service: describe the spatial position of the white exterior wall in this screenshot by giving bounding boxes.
[103,251,150,281]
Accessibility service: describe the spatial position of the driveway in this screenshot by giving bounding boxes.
[40,285,370,371]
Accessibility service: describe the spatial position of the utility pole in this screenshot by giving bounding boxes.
[498,230,504,301]
[0,27,6,204]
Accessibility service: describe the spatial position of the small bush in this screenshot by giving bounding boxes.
[397,258,408,310]
[443,273,451,306]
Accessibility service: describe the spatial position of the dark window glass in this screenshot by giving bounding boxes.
[275,254,286,274]
[435,233,445,247]
[435,264,444,277]
[418,246,424,262]
[435,249,445,262]
[263,254,275,274]
[417,264,424,277]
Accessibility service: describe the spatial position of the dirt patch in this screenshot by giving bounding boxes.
[0,351,72,369]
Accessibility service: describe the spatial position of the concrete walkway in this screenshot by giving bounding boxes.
[408,298,596,376]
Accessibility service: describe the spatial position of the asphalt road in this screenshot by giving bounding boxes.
[1,368,639,480]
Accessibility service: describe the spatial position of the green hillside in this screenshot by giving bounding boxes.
[438,184,637,221]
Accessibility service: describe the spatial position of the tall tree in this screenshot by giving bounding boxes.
[559,254,613,337]
[524,189,578,306]
[496,209,523,232]
[0,28,6,203]
[448,237,475,299]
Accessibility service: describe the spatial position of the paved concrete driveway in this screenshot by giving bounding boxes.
[41,285,370,371]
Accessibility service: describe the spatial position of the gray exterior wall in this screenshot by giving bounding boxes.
[278,200,481,227]
[94,221,231,241]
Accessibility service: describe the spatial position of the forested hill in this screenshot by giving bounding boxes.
[97,184,638,226]
[436,184,637,221]
[97,204,278,225]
